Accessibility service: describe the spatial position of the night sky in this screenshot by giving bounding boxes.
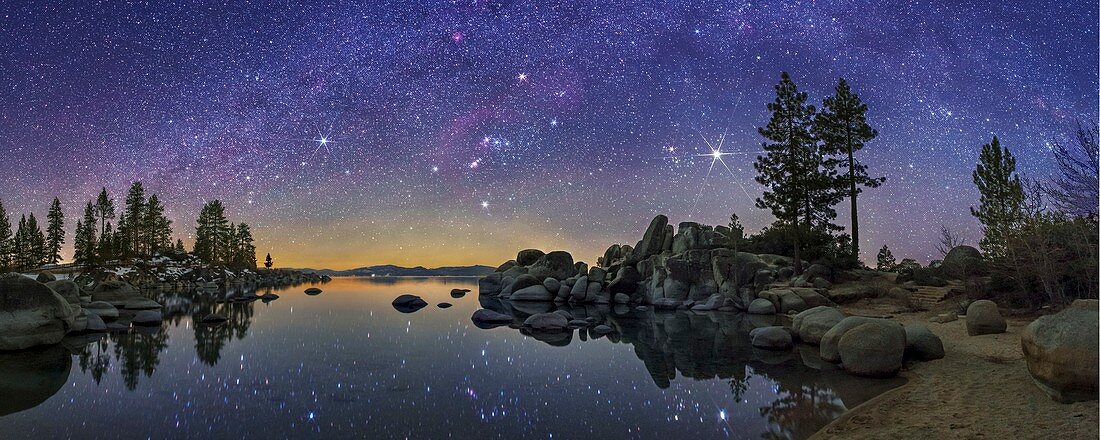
[0,1,1095,269]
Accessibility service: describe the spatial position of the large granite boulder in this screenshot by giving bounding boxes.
[965,300,1006,336]
[632,215,669,260]
[941,245,984,278]
[511,285,554,301]
[44,280,82,306]
[89,280,140,306]
[821,316,891,362]
[35,271,57,283]
[495,260,518,272]
[391,294,428,313]
[750,326,793,350]
[523,312,569,332]
[757,289,810,314]
[471,309,514,328]
[671,222,725,253]
[516,249,546,266]
[711,251,767,291]
[569,276,589,301]
[509,274,542,294]
[478,273,503,296]
[792,306,845,345]
[1020,299,1099,403]
[528,251,576,281]
[904,324,945,361]
[608,266,642,294]
[0,274,76,351]
[747,298,776,315]
[838,320,907,378]
[84,301,118,320]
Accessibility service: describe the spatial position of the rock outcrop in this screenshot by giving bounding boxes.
[0,274,77,351]
[1020,299,1099,403]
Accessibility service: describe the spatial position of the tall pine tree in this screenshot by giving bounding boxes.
[0,200,12,271]
[144,194,172,255]
[235,223,256,269]
[753,72,821,273]
[46,197,65,264]
[95,188,115,239]
[815,78,885,257]
[970,136,1024,258]
[118,182,146,257]
[194,200,230,264]
[74,202,99,265]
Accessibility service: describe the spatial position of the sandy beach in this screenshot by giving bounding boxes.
[811,311,1099,439]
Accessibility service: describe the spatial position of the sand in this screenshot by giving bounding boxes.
[809,312,1098,439]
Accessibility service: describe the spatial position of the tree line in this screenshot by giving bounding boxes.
[0,182,260,271]
[750,72,884,273]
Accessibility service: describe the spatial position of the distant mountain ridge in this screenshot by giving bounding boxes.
[291,265,495,277]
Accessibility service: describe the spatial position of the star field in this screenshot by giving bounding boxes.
[0,1,1095,268]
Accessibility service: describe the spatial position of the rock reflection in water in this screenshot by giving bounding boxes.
[478,297,905,439]
[0,344,72,416]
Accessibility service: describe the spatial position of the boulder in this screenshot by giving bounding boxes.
[803,264,832,282]
[84,301,118,320]
[450,288,470,298]
[0,274,76,350]
[652,298,679,310]
[930,312,958,323]
[35,271,57,283]
[588,267,607,284]
[750,326,793,350]
[131,310,163,326]
[671,222,724,252]
[613,293,630,304]
[569,276,589,301]
[90,280,140,305]
[510,274,542,293]
[712,251,768,291]
[523,312,569,332]
[820,316,894,363]
[904,324,945,361]
[495,260,518,272]
[585,282,602,303]
[1020,299,1099,403]
[511,285,554,301]
[43,280,82,307]
[607,266,642,294]
[391,294,428,313]
[478,273,504,296]
[529,251,576,280]
[84,313,106,332]
[941,245,984,278]
[471,309,514,328]
[516,249,546,266]
[437,302,453,308]
[965,300,1006,336]
[792,306,845,345]
[542,277,561,293]
[304,287,322,295]
[592,324,614,335]
[748,298,776,315]
[838,320,907,377]
[123,298,162,310]
[632,215,669,260]
[758,289,810,314]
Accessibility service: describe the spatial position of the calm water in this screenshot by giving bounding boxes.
[0,277,903,439]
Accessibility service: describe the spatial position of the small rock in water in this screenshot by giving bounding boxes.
[523,312,569,332]
[304,287,323,295]
[592,324,613,335]
[392,294,428,313]
[449,289,470,298]
[201,314,228,324]
[471,309,514,328]
[568,319,589,327]
[261,293,280,301]
[437,302,453,308]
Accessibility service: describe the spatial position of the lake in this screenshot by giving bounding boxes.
[0,277,903,439]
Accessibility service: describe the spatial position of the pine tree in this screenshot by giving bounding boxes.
[144,194,172,255]
[16,213,47,270]
[74,202,99,265]
[876,245,896,271]
[46,197,65,264]
[754,72,823,273]
[970,136,1025,258]
[235,223,256,269]
[0,200,12,271]
[173,239,186,254]
[98,222,115,263]
[13,215,28,269]
[727,213,745,252]
[194,200,230,264]
[117,182,146,257]
[95,188,115,239]
[815,78,885,257]
[225,222,239,266]
[264,253,273,269]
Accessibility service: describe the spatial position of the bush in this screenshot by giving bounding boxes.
[996,215,1098,306]
[742,222,859,271]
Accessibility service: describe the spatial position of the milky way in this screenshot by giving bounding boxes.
[0,1,1095,268]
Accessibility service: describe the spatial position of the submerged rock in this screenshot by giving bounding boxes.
[1021,299,1099,403]
[523,312,569,332]
[437,302,453,309]
[592,324,613,335]
[965,300,1006,336]
[750,326,793,350]
[450,288,470,298]
[391,294,428,313]
[304,287,323,295]
[131,310,163,326]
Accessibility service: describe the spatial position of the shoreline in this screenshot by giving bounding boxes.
[810,311,1099,439]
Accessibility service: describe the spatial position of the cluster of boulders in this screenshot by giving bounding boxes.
[480,215,836,315]
[0,272,168,351]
